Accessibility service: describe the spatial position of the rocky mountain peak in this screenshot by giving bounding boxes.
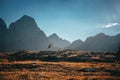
[0,18,7,32]
[49,33,59,39]
[48,33,71,49]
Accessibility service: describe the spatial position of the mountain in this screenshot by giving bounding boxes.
[0,18,7,33]
[0,18,8,52]
[83,33,120,52]
[0,15,119,52]
[48,33,71,49]
[67,33,120,52]
[6,15,49,51]
[65,39,84,50]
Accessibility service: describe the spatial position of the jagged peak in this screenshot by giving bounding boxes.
[9,15,39,31]
[52,33,58,36]
[95,33,106,37]
[9,15,35,26]
[50,33,71,43]
[72,39,83,44]
[0,18,5,23]
[0,18,7,31]
[16,15,35,23]
[21,15,34,20]
[0,18,3,21]
[49,33,59,38]
[85,33,106,42]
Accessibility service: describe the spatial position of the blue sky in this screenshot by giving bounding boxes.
[0,0,120,42]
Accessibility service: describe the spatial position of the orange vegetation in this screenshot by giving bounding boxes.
[0,61,120,80]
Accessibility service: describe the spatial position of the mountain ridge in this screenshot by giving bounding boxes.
[66,33,120,52]
[48,33,71,49]
[0,15,120,52]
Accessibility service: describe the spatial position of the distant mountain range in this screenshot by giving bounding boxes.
[66,33,120,52]
[0,15,70,52]
[0,15,120,52]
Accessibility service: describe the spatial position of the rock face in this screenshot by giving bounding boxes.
[48,33,71,49]
[2,15,50,51]
[0,18,8,52]
[65,39,84,50]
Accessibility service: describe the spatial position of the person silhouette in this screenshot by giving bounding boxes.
[48,44,52,49]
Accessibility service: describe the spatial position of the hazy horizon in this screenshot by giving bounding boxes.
[0,0,120,42]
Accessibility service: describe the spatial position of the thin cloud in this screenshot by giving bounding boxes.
[104,23,119,28]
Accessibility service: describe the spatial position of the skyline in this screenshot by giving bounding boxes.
[0,0,120,42]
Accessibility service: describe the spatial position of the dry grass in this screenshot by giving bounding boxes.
[0,61,120,80]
